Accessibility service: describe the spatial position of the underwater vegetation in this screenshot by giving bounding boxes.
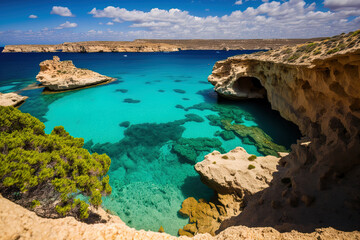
[173,138,224,164]
[184,102,288,156]
[0,106,111,220]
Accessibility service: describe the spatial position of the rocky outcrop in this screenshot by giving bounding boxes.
[208,31,360,231]
[0,92,28,107]
[178,147,284,237]
[36,56,115,91]
[195,147,281,197]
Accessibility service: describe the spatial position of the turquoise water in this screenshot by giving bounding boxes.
[0,49,301,235]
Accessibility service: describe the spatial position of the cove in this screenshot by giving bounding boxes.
[0,50,301,235]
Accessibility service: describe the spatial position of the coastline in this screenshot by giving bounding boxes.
[1,38,323,53]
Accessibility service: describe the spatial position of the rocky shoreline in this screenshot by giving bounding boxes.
[2,38,321,53]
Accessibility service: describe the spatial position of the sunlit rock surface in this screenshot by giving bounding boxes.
[208,31,360,232]
[0,92,28,107]
[36,56,115,91]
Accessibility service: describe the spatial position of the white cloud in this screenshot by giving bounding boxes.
[55,21,78,29]
[29,15,38,19]
[324,0,360,10]
[88,1,360,39]
[235,0,243,5]
[106,22,114,25]
[88,30,103,34]
[51,6,75,17]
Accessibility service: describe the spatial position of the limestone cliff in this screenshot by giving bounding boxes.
[0,92,28,107]
[3,41,180,53]
[208,31,360,231]
[2,38,320,53]
[36,56,115,91]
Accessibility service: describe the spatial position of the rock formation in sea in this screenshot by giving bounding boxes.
[202,30,360,233]
[36,56,115,91]
[0,92,28,107]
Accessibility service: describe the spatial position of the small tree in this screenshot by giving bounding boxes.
[0,106,111,219]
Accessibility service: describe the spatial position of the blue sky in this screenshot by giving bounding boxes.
[0,0,359,45]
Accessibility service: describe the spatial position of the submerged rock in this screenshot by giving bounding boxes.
[119,121,130,128]
[123,98,141,103]
[36,56,115,91]
[0,92,28,107]
[173,89,186,94]
[185,113,204,123]
[172,137,224,164]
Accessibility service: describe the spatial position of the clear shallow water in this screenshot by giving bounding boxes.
[0,49,301,235]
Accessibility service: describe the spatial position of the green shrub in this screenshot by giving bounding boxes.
[248,155,257,161]
[248,164,255,170]
[351,30,360,36]
[0,106,112,219]
[327,47,340,55]
[222,155,229,159]
[30,199,40,209]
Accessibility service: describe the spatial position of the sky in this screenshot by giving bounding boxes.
[0,0,359,45]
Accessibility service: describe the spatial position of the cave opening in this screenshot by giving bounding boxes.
[232,76,267,99]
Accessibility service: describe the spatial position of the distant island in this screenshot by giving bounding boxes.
[2,38,323,53]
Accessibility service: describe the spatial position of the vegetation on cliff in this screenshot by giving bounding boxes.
[250,30,360,64]
[0,106,111,220]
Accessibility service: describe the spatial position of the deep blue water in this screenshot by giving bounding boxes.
[0,50,301,235]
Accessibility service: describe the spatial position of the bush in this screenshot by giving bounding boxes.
[0,106,112,219]
[248,164,255,170]
[30,199,40,209]
[248,155,257,161]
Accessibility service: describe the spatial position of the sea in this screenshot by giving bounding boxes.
[0,48,301,235]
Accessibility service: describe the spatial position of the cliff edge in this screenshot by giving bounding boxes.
[208,30,360,232]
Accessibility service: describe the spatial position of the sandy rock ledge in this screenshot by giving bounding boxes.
[0,92,28,107]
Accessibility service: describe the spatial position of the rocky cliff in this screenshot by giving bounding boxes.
[207,30,360,232]
[36,56,115,91]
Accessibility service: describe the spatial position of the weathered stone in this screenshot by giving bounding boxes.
[36,56,115,91]
[0,92,28,107]
[195,147,279,196]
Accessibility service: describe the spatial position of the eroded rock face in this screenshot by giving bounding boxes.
[208,31,360,231]
[0,92,28,107]
[36,56,115,91]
